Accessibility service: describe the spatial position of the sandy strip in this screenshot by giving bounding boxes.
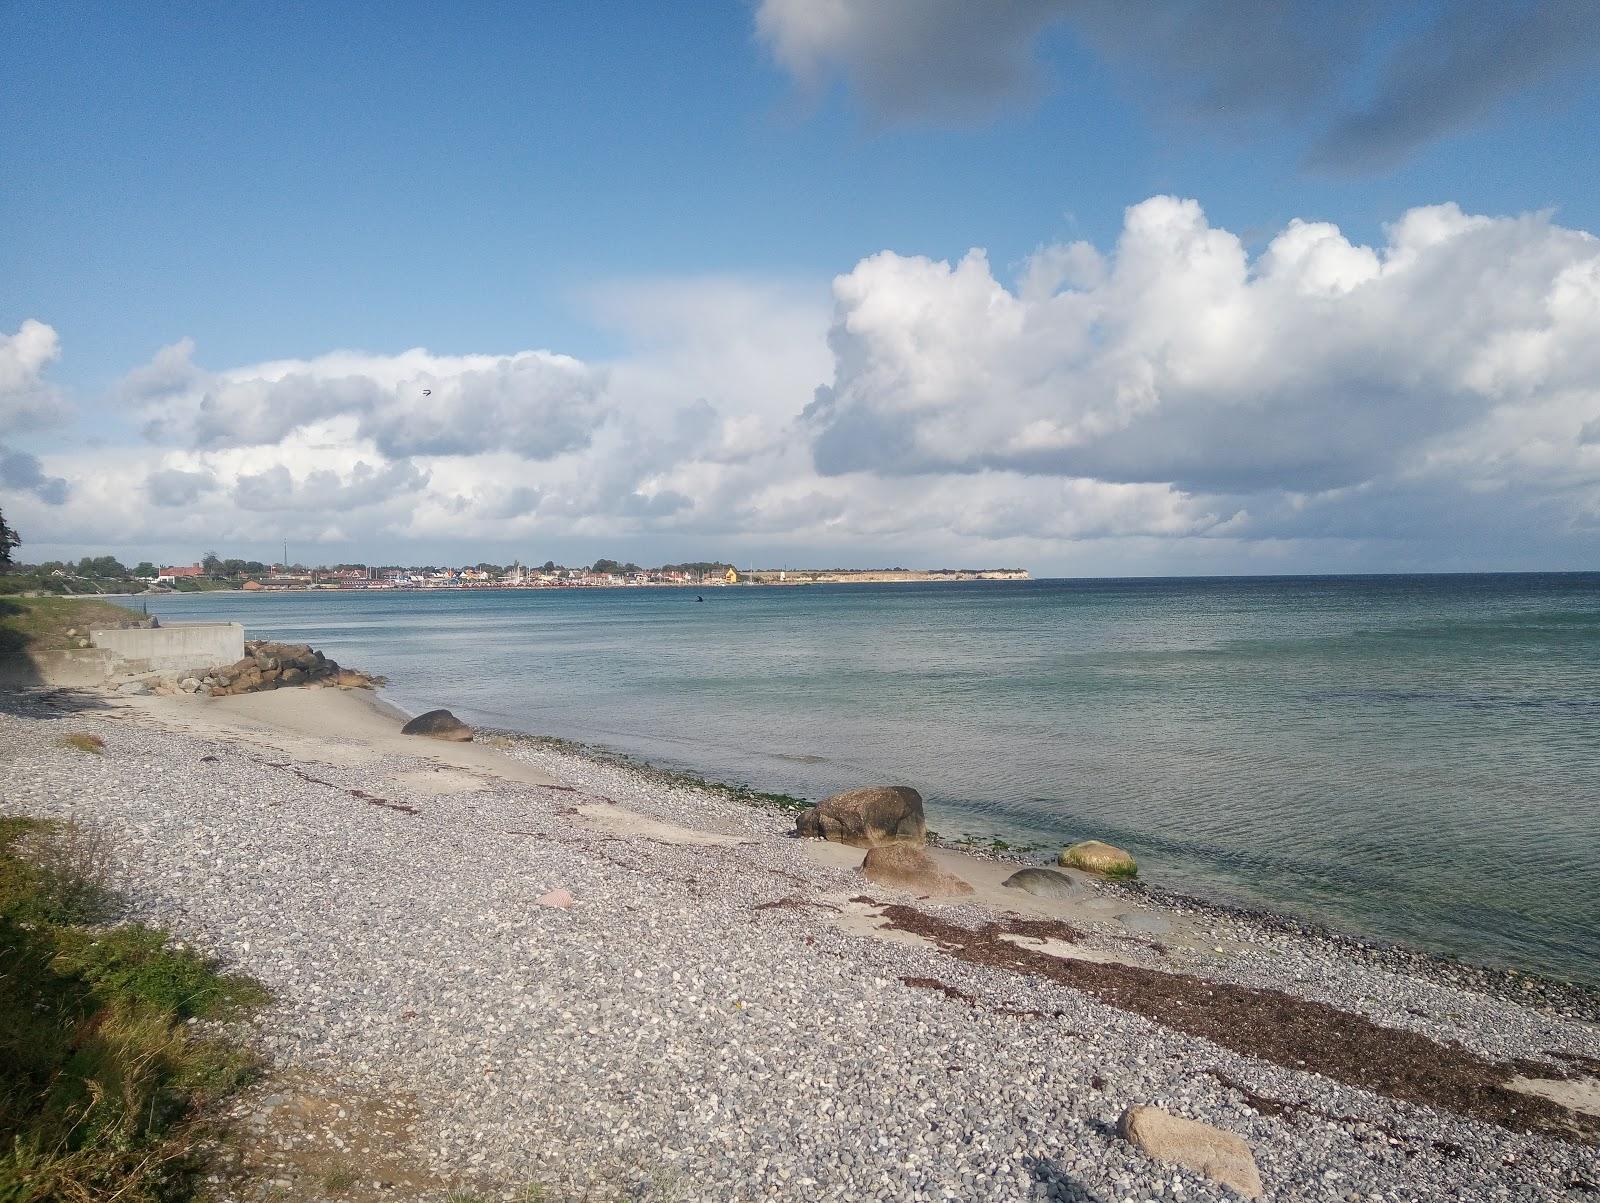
[118,686,560,787]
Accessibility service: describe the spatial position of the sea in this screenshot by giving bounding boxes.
[141,574,1600,987]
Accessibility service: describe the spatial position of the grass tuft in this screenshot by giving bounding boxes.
[0,814,266,1202]
[57,732,105,755]
[322,1163,359,1191]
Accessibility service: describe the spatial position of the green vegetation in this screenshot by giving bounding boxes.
[322,1163,359,1191]
[163,577,241,593]
[0,815,266,1202]
[0,595,143,679]
[56,733,105,755]
[0,508,19,567]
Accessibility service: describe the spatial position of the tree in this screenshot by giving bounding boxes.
[76,555,128,578]
[0,508,16,567]
[201,551,223,573]
[133,562,157,578]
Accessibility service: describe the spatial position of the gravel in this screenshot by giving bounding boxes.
[2,694,1597,1203]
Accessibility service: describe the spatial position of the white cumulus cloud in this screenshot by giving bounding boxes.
[134,341,609,460]
[806,197,1600,501]
[0,319,71,431]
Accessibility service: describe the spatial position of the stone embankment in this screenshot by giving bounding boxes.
[117,639,382,698]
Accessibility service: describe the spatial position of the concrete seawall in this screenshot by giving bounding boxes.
[91,622,245,674]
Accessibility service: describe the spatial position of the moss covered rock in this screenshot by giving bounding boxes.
[1058,839,1136,877]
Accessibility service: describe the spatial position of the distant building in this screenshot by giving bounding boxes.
[156,564,204,582]
[724,567,739,584]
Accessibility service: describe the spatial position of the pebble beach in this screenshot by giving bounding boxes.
[1,684,1597,1203]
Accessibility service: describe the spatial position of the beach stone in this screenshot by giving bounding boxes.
[537,888,574,910]
[335,670,370,689]
[860,843,974,897]
[116,681,150,696]
[280,666,304,685]
[794,785,926,847]
[1118,1105,1262,1199]
[1059,839,1137,877]
[401,709,474,742]
[1001,867,1085,900]
[1117,911,1173,936]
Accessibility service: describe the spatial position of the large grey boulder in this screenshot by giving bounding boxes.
[794,785,926,847]
[1000,866,1085,900]
[860,843,974,897]
[401,708,473,742]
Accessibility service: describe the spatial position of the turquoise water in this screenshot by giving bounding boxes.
[143,575,1600,985]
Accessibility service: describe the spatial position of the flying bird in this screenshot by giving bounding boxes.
[422,388,432,396]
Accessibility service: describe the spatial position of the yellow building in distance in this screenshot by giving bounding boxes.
[724,567,739,584]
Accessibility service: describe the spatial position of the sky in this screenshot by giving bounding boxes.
[4,0,1600,576]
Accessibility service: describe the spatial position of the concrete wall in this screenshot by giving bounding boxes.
[0,647,118,688]
[91,622,244,673]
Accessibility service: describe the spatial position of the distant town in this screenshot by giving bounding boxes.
[0,552,1030,596]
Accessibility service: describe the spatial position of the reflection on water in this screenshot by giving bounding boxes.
[147,574,1600,984]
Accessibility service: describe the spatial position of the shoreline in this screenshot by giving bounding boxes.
[3,681,1598,1199]
[428,718,1600,1010]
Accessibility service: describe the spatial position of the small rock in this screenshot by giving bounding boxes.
[116,681,150,696]
[1119,1105,1262,1199]
[1001,867,1085,900]
[537,888,574,909]
[1117,911,1173,936]
[400,709,473,741]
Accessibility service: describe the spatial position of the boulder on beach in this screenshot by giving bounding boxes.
[1001,866,1085,900]
[860,842,974,897]
[1118,1105,1262,1199]
[400,709,473,742]
[794,785,926,847]
[1059,839,1137,878]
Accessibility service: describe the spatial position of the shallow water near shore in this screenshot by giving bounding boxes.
[143,574,1600,986]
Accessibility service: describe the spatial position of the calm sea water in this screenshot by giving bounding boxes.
[143,575,1600,985]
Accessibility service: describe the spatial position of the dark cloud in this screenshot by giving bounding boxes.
[1310,0,1600,172]
[145,467,219,507]
[0,444,68,505]
[757,0,1600,171]
[232,460,428,512]
[756,0,1071,123]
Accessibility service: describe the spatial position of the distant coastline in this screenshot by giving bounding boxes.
[142,567,1034,594]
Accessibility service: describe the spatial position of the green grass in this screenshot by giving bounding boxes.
[0,594,143,657]
[322,1163,358,1191]
[0,815,266,1203]
[163,578,239,593]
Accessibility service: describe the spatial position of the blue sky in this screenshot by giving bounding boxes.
[4,1,1600,573]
